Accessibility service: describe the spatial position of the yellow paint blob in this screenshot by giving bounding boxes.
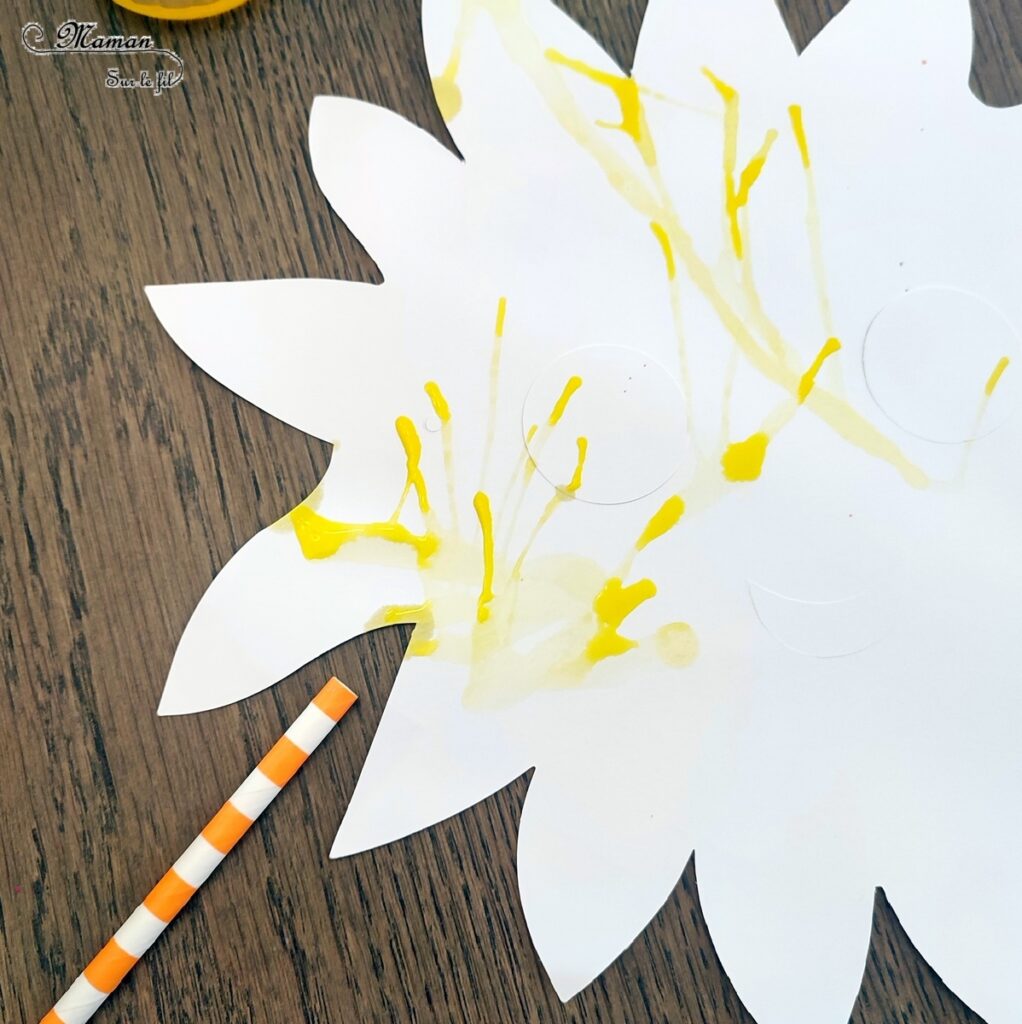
[424,381,452,423]
[585,577,657,663]
[650,221,676,280]
[289,504,438,566]
[366,602,438,656]
[495,295,509,338]
[721,432,770,482]
[985,355,1011,396]
[636,495,685,551]
[566,436,588,494]
[433,75,463,122]
[798,337,842,403]
[395,416,430,514]
[788,104,811,168]
[546,49,655,165]
[473,491,496,623]
[656,622,699,667]
[703,68,776,259]
[548,375,583,426]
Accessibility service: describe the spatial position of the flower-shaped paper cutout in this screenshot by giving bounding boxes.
[145,0,1022,1019]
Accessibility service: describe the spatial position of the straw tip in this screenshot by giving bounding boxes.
[314,677,358,721]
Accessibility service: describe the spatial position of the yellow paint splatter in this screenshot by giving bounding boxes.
[722,432,770,482]
[548,375,583,426]
[798,337,842,403]
[788,104,811,169]
[481,295,509,490]
[650,220,676,279]
[636,495,685,551]
[424,381,452,423]
[735,129,778,208]
[289,504,438,566]
[566,436,588,494]
[546,48,656,165]
[585,577,657,663]
[703,69,777,260]
[433,75,463,121]
[473,491,496,623]
[656,621,699,667]
[424,381,459,535]
[495,295,508,337]
[985,355,1011,396]
[395,416,430,514]
[367,602,438,656]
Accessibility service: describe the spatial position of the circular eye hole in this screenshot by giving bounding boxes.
[863,287,1018,444]
[521,345,692,505]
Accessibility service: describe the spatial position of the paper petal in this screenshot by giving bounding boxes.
[803,0,975,93]
[517,755,691,1001]
[331,654,530,857]
[421,0,627,157]
[696,831,873,1024]
[634,0,796,86]
[147,279,409,447]
[159,448,424,715]
[308,96,465,277]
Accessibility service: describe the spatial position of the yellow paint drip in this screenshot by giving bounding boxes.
[985,355,1011,396]
[636,495,685,551]
[585,577,657,664]
[433,75,463,122]
[548,375,583,426]
[395,416,430,514]
[656,622,699,667]
[366,602,438,656]
[798,337,842,403]
[495,295,508,337]
[546,49,656,165]
[289,504,438,566]
[566,436,588,494]
[424,381,452,423]
[473,491,496,623]
[703,68,776,259]
[650,221,676,280]
[735,130,778,207]
[721,432,770,482]
[788,104,811,168]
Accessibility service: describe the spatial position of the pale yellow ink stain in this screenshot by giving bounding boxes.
[367,602,439,656]
[798,337,842,403]
[656,621,699,667]
[985,355,1011,396]
[424,380,459,534]
[721,432,770,482]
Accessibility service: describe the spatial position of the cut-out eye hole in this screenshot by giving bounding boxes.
[863,286,1019,444]
[749,583,892,659]
[521,345,693,505]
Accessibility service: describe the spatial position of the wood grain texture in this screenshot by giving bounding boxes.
[0,1,1018,1021]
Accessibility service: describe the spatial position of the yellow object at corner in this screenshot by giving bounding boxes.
[112,0,251,20]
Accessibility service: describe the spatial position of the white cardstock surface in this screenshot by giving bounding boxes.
[145,1,1022,1019]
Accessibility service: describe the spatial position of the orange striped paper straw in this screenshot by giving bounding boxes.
[41,677,358,1024]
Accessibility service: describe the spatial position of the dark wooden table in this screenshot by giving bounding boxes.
[2,1,1019,1021]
